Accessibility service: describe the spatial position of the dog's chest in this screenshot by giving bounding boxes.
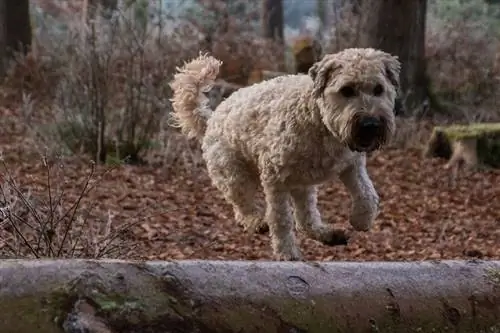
[279,140,355,186]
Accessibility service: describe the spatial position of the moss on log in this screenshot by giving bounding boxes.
[424,123,500,169]
[0,260,499,332]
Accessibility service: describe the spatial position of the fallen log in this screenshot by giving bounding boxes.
[423,123,500,169]
[0,260,498,333]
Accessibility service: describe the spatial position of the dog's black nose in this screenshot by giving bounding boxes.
[356,116,381,147]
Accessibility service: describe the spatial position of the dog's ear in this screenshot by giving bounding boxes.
[381,54,401,92]
[308,56,340,99]
[308,61,320,81]
[380,53,402,115]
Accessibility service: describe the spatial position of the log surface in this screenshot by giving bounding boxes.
[0,259,499,332]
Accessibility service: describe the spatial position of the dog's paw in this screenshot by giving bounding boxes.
[254,223,269,234]
[320,228,350,246]
[241,216,269,234]
[274,248,303,261]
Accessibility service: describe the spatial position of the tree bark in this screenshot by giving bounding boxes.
[0,260,498,332]
[4,0,32,57]
[84,0,118,23]
[0,0,32,79]
[360,0,428,116]
[261,0,284,43]
[0,0,6,78]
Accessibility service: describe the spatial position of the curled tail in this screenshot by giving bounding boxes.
[169,53,223,141]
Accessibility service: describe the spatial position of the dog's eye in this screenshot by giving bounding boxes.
[339,85,356,98]
[373,84,384,96]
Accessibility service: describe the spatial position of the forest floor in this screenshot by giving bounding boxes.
[0,86,498,262]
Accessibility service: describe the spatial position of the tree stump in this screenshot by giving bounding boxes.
[291,35,323,74]
[423,123,500,171]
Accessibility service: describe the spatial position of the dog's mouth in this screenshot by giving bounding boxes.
[348,140,380,153]
[348,116,387,153]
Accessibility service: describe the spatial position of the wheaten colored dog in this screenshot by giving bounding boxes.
[170,48,401,261]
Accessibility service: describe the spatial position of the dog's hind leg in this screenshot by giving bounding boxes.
[290,186,349,246]
[204,142,268,234]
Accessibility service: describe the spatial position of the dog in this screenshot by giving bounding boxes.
[169,48,401,261]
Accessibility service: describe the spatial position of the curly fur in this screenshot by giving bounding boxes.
[170,48,401,261]
[169,53,223,140]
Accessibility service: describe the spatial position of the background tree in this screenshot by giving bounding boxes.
[0,0,6,78]
[0,0,32,79]
[316,0,329,40]
[262,0,284,43]
[360,0,428,116]
[4,0,32,57]
[84,0,119,22]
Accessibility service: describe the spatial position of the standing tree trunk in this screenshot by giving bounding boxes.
[316,0,329,41]
[83,0,119,23]
[0,0,6,78]
[262,0,284,43]
[0,0,32,79]
[360,0,428,116]
[5,0,32,58]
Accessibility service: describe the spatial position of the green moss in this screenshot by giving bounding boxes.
[0,294,66,333]
[430,123,500,167]
[434,123,500,140]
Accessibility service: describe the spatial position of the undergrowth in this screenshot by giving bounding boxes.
[0,154,136,259]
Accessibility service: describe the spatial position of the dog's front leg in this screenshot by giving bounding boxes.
[338,157,380,231]
[291,186,349,246]
[263,185,302,261]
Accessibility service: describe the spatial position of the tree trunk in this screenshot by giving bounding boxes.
[0,0,32,79]
[84,0,118,23]
[316,0,329,40]
[338,0,363,16]
[360,0,428,116]
[4,0,32,58]
[0,0,6,78]
[261,0,284,43]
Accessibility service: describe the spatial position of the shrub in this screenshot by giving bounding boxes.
[426,0,500,121]
[0,156,136,259]
[21,2,201,164]
[17,0,288,166]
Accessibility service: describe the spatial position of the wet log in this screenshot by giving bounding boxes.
[423,123,500,170]
[0,259,499,333]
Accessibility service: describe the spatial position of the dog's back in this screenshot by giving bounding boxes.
[206,74,315,144]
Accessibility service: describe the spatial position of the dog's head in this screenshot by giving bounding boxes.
[308,48,401,153]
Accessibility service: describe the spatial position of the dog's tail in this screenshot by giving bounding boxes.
[169,53,223,140]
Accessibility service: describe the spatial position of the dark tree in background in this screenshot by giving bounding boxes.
[316,0,329,40]
[262,0,284,43]
[4,0,32,57]
[0,0,6,78]
[0,0,32,78]
[86,0,119,21]
[360,0,428,116]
